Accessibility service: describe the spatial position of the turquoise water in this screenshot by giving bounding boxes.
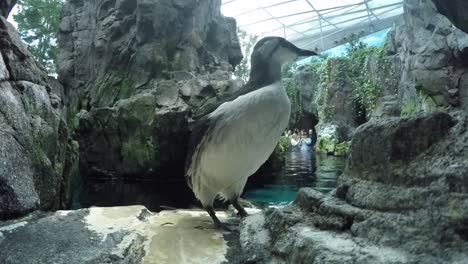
[242,146,346,205]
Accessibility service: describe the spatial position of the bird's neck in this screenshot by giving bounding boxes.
[246,61,282,89]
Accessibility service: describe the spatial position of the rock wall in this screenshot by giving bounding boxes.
[432,0,468,34]
[0,5,77,219]
[386,0,468,114]
[294,60,357,156]
[241,111,468,263]
[239,1,468,262]
[57,0,242,181]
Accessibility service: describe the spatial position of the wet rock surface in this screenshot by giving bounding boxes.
[0,11,77,219]
[0,206,252,264]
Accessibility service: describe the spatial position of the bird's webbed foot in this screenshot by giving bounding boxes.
[204,205,232,231]
[231,198,248,218]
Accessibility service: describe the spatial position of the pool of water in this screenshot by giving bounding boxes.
[75,146,345,210]
[242,146,346,205]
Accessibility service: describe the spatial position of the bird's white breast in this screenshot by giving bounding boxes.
[198,81,291,192]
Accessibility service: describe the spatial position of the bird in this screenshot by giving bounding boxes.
[185,36,318,228]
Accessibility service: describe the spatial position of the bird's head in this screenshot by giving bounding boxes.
[248,37,319,85]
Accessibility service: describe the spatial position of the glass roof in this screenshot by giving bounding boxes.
[221,0,403,51]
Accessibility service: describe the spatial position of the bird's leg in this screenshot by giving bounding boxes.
[205,205,221,226]
[230,197,248,218]
[205,205,231,230]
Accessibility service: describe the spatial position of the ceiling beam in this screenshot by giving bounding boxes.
[293,15,400,51]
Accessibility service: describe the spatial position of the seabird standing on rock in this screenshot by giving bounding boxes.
[185,37,318,228]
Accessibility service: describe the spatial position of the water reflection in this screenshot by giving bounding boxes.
[242,147,346,205]
[76,178,194,211]
[76,147,345,210]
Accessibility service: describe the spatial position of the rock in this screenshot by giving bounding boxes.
[0,15,77,219]
[240,111,468,263]
[372,95,401,118]
[0,206,255,264]
[333,141,350,156]
[238,2,468,262]
[315,122,353,155]
[387,0,468,112]
[240,204,435,263]
[293,59,358,156]
[292,66,320,129]
[346,112,455,180]
[57,0,242,184]
[432,0,468,33]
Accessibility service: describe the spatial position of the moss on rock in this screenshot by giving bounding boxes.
[315,136,337,154]
[121,135,157,170]
[315,136,350,156]
[334,141,350,156]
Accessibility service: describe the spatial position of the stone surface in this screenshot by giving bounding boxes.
[372,95,401,118]
[258,2,468,254]
[57,0,243,183]
[240,111,468,263]
[432,0,468,33]
[0,206,257,264]
[291,65,320,130]
[0,14,77,219]
[387,0,468,112]
[346,112,455,180]
[294,60,357,156]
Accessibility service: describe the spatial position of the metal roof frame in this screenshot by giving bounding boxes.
[222,0,403,51]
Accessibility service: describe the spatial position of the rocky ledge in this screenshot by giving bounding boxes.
[0,3,78,219]
[240,111,468,263]
[0,205,259,264]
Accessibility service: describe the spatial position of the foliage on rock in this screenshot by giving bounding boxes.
[282,64,305,127]
[234,28,258,82]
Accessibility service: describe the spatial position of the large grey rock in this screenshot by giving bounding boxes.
[240,112,468,263]
[291,66,320,130]
[0,16,77,219]
[238,2,468,262]
[432,0,468,33]
[346,112,455,181]
[293,59,357,156]
[57,0,242,181]
[387,0,468,112]
[0,206,249,264]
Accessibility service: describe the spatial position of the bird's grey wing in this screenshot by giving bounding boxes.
[192,81,257,119]
[185,114,216,189]
[185,81,259,187]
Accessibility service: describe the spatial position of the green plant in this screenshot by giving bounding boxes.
[401,100,419,116]
[234,28,259,82]
[14,0,64,74]
[284,74,304,127]
[296,38,394,122]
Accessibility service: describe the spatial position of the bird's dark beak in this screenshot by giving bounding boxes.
[284,41,319,57]
[280,39,320,59]
[297,48,319,57]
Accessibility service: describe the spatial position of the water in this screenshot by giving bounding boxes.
[76,145,345,210]
[75,178,194,211]
[242,146,346,205]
